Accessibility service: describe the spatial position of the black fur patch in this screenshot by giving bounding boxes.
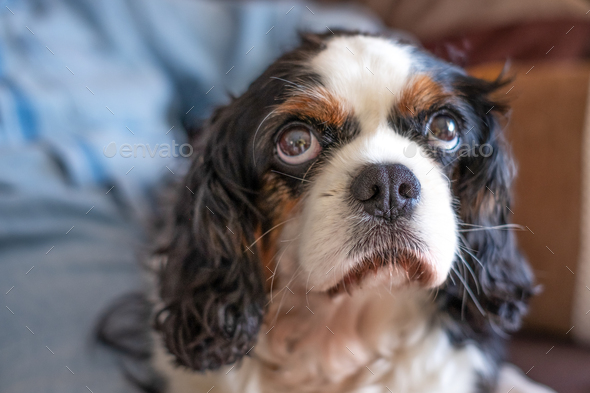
[150,32,331,371]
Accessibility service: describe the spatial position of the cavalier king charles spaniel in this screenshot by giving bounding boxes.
[98,31,555,393]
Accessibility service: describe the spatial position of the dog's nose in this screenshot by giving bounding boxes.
[350,164,420,220]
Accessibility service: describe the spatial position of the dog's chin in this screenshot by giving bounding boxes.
[326,250,445,296]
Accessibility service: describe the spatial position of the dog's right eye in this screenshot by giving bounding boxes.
[426,113,460,150]
[277,123,322,165]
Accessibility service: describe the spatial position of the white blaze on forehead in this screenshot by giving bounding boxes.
[310,35,414,129]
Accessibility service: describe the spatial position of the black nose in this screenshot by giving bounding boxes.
[350,164,421,220]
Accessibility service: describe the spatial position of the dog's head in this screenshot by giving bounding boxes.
[154,32,533,370]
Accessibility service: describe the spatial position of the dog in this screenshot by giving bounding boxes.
[98,31,555,393]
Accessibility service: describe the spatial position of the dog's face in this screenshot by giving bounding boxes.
[272,36,458,292]
[155,33,533,371]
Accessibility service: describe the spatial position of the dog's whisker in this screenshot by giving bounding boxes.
[248,217,297,251]
[301,159,320,183]
[451,265,486,317]
[447,269,457,286]
[456,239,478,254]
[271,169,312,183]
[265,248,283,282]
[269,76,304,89]
[280,234,301,242]
[457,223,524,232]
[458,222,512,228]
[457,243,485,269]
[252,108,279,167]
[457,252,480,294]
[455,261,468,320]
[265,286,288,307]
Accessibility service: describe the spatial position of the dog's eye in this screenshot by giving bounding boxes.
[427,114,459,149]
[277,124,321,165]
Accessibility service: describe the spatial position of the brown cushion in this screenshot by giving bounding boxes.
[469,62,590,341]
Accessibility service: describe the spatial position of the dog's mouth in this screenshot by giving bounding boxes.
[327,249,436,296]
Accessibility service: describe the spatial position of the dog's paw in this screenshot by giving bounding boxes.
[496,364,556,393]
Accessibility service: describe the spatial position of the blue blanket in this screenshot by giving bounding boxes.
[0,1,380,391]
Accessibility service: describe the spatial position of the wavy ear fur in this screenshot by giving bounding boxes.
[444,74,534,340]
[153,103,266,371]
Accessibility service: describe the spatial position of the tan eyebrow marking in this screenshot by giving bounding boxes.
[396,74,451,117]
[274,87,349,128]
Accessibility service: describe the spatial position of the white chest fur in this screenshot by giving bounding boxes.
[153,286,492,393]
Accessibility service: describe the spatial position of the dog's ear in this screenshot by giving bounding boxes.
[450,74,534,335]
[153,103,266,371]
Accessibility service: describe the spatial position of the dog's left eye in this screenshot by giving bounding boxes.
[277,124,322,165]
[427,114,459,149]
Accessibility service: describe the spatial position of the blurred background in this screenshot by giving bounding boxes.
[1,0,590,392]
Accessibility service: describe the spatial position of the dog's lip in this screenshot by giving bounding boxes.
[326,250,435,296]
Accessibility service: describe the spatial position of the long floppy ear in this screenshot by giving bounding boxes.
[153,103,266,371]
[447,74,535,336]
